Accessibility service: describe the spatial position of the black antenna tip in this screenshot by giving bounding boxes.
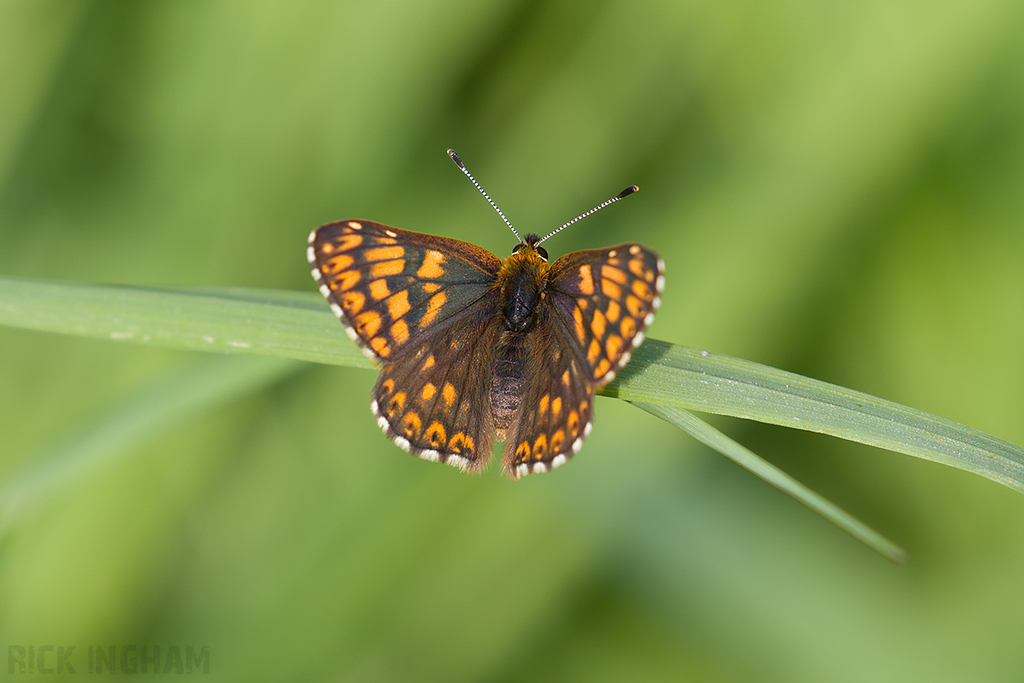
[618,185,639,198]
[447,149,465,169]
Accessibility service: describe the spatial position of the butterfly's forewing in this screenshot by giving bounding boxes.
[545,243,663,384]
[309,220,505,468]
[504,243,664,477]
[308,220,502,363]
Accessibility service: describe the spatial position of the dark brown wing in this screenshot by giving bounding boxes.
[372,313,503,471]
[545,243,663,384]
[500,321,597,478]
[308,220,502,363]
[309,220,505,469]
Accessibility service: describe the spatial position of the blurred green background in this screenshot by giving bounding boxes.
[2,1,1023,680]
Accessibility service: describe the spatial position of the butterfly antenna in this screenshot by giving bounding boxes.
[447,149,523,243]
[536,185,639,246]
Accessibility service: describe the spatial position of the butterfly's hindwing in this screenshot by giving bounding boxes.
[502,324,596,478]
[372,312,502,470]
[308,220,502,363]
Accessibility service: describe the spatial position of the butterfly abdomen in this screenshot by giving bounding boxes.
[491,333,526,436]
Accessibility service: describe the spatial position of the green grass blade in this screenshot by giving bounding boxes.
[0,354,299,534]
[607,341,1024,494]
[632,401,906,562]
[0,276,371,367]
[2,275,1022,499]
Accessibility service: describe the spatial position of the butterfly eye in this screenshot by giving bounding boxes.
[537,246,549,260]
[512,244,524,254]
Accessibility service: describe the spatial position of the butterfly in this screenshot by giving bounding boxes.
[307,150,663,478]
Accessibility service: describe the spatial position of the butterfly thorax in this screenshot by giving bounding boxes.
[497,236,549,333]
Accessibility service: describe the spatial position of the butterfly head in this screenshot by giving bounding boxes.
[511,233,549,262]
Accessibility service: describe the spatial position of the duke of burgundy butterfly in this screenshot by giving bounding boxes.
[308,150,663,479]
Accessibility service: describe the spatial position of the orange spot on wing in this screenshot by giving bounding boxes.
[568,411,580,437]
[578,265,595,295]
[515,441,531,461]
[370,336,391,357]
[369,279,390,300]
[337,271,361,291]
[628,257,651,281]
[325,254,354,273]
[625,295,643,318]
[539,394,549,415]
[390,319,409,344]
[387,290,411,319]
[573,306,586,344]
[591,309,606,338]
[420,291,447,327]
[339,290,365,313]
[620,317,637,339]
[601,265,628,284]
[354,311,382,337]
[551,430,565,453]
[400,412,422,438]
[425,422,447,448]
[632,279,652,300]
[587,339,601,364]
[601,279,623,300]
[605,300,621,323]
[442,382,456,408]
[422,355,436,370]
[605,334,624,361]
[365,246,405,261]
[450,432,474,454]
[336,234,363,250]
[386,391,406,416]
[370,260,404,278]
[416,250,446,279]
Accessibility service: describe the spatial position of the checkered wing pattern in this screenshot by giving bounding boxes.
[309,216,663,479]
[371,317,502,470]
[308,220,501,362]
[503,243,664,478]
[308,220,505,468]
